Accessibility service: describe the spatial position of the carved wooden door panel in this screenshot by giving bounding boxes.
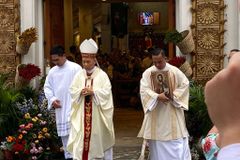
[191,0,225,84]
[0,0,20,74]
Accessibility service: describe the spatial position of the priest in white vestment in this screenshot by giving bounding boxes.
[138,48,191,160]
[44,45,82,160]
[67,38,115,160]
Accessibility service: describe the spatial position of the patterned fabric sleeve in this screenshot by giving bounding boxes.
[201,133,220,160]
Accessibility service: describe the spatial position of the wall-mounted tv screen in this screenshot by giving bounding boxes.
[138,12,160,26]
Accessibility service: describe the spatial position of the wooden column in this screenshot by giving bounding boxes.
[168,0,175,59]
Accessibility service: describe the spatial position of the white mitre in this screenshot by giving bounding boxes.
[80,38,98,54]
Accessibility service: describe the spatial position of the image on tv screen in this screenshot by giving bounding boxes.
[139,12,153,25]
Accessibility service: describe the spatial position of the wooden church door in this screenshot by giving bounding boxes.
[43,0,65,61]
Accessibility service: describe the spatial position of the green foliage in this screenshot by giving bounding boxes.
[186,81,212,139]
[186,81,213,159]
[0,74,24,139]
[18,86,38,103]
[164,30,183,44]
[39,76,46,89]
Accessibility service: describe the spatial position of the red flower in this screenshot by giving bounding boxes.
[12,143,25,152]
[203,138,212,153]
[168,56,186,68]
[18,64,41,81]
[24,149,30,154]
[11,138,29,155]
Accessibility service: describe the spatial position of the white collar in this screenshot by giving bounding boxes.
[86,66,96,74]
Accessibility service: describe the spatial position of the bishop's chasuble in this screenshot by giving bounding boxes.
[138,63,191,159]
[67,67,115,160]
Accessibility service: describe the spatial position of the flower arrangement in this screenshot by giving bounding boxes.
[17,28,38,45]
[0,98,60,160]
[18,64,41,81]
[15,63,41,89]
[16,27,38,55]
[168,56,193,77]
[168,56,186,68]
[1,112,52,160]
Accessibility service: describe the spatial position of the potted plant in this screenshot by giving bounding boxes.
[168,56,192,78]
[164,29,195,55]
[164,30,183,44]
[15,63,41,89]
[16,27,38,55]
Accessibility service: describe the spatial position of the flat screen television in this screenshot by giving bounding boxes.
[138,12,160,26]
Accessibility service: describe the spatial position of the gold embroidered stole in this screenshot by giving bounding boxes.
[82,78,93,160]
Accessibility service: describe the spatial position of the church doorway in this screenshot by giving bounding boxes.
[43,0,175,158]
[43,0,175,107]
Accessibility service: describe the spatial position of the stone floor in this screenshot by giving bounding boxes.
[113,146,142,160]
[113,107,144,159]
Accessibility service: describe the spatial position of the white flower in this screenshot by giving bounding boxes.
[0,141,7,150]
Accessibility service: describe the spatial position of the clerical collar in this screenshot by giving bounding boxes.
[86,66,96,75]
